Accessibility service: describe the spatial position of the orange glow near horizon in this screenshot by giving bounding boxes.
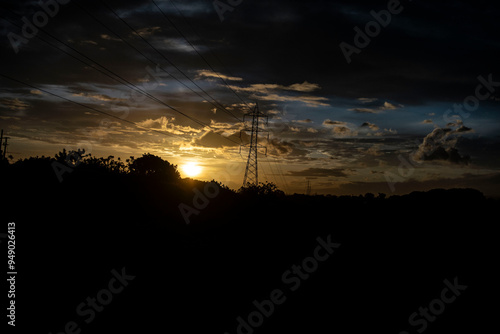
[181,162,203,178]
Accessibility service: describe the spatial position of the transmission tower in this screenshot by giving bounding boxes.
[241,104,268,186]
[0,129,9,161]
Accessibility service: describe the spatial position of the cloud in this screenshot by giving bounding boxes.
[161,38,195,53]
[456,125,473,133]
[444,120,473,134]
[100,34,121,42]
[234,81,320,93]
[0,116,21,121]
[191,130,240,148]
[252,92,329,107]
[208,119,245,137]
[360,122,379,131]
[321,119,358,137]
[358,97,378,103]
[136,26,161,37]
[350,108,379,114]
[375,128,398,136]
[196,70,243,82]
[382,102,399,110]
[229,81,329,107]
[72,92,124,102]
[323,119,346,126]
[349,101,403,114]
[137,116,201,135]
[287,167,349,178]
[413,126,472,164]
[296,119,313,123]
[332,126,356,137]
[268,138,295,155]
[286,81,321,92]
[137,117,170,129]
[365,144,383,156]
[81,40,98,46]
[422,119,433,124]
[0,98,29,111]
[30,89,43,95]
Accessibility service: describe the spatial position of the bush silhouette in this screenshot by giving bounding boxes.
[238,181,285,197]
[128,153,180,181]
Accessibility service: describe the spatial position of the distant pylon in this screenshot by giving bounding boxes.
[0,129,9,161]
[0,129,3,159]
[241,104,268,186]
[306,180,312,195]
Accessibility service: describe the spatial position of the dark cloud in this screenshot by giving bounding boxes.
[360,122,379,131]
[332,126,355,136]
[2,0,499,106]
[1,0,499,195]
[287,168,350,178]
[413,127,472,164]
[349,101,402,114]
[191,130,240,148]
[0,97,29,111]
[267,138,309,158]
[323,120,346,126]
[421,146,470,164]
[351,108,379,114]
[456,125,473,133]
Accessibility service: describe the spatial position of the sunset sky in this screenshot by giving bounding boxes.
[1,0,499,196]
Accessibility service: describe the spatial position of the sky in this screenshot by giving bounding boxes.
[1,0,500,196]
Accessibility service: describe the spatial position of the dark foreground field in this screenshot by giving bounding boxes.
[1,154,497,333]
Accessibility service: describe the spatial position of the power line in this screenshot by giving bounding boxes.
[73,0,242,123]
[274,159,290,193]
[0,10,241,146]
[264,155,277,185]
[151,0,253,112]
[0,12,209,130]
[168,0,239,81]
[100,0,243,122]
[266,154,290,194]
[0,73,180,139]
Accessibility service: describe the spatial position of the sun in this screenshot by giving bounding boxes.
[181,162,203,178]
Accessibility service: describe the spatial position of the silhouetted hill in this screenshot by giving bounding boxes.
[0,152,497,333]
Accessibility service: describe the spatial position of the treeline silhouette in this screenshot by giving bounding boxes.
[1,150,497,333]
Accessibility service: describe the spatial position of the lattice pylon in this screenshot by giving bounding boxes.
[241,104,268,186]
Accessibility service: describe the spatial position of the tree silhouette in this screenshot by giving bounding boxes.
[128,153,180,181]
[238,182,285,197]
[54,148,88,167]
